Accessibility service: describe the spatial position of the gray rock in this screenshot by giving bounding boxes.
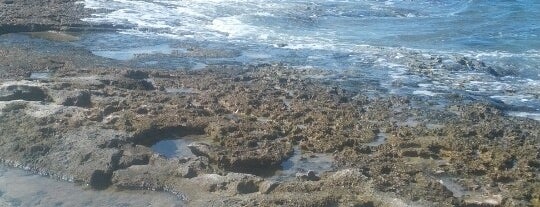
[330,169,366,180]
[52,90,91,107]
[177,165,196,178]
[112,165,165,191]
[106,79,155,91]
[296,170,320,181]
[259,180,279,194]
[190,174,228,192]
[463,194,503,207]
[70,148,123,189]
[0,85,48,101]
[188,142,212,157]
[63,90,91,107]
[117,145,151,168]
[189,173,262,194]
[89,170,112,189]
[0,101,28,112]
[235,179,258,194]
[122,70,149,80]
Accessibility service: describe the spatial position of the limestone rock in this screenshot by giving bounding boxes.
[463,194,503,207]
[177,165,196,178]
[296,170,320,181]
[88,170,112,189]
[259,180,279,194]
[71,148,122,189]
[118,145,151,168]
[52,90,91,107]
[188,142,212,157]
[0,84,48,101]
[122,70,149,80]
[189,173,262,194]
[234,179,259,194]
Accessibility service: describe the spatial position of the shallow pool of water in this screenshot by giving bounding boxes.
[269,147,335,181]
[29,72,51,80]
[150,135,209,159]
[91,44,175,61]
[0,165,185,207]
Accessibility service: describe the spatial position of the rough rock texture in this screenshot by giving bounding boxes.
[0,61,538,206]
[0,0,126,34]
[51,90,92,107]
[0,84,49,101]
[1,1,539,206]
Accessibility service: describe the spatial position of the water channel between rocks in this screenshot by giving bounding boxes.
[149,132,393,180]
[0,166,185,207]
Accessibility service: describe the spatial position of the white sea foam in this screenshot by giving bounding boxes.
[79,0,540,119]
[508,111,540,121]
[413,90,439,96]
[209,15,262,38]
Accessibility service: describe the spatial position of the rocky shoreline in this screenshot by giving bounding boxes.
[0,0,127,35]
[1,1,539,206]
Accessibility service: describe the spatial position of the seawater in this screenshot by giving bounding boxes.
[1,1,539,204]
[78,0,540,120]
[81,0,539,52]
[0,166,185,207]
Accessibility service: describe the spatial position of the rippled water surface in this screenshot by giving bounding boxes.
[1,1,539,204]
[82,0,539,52]
[77,0,540,120]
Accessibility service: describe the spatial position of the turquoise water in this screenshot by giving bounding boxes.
[82,0,539,52]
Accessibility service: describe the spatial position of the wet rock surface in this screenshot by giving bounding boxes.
[0,84,49,102]
[1,2,539,207]
[0,56,538,206]
[52,90,92,107]
[0,0,127,34]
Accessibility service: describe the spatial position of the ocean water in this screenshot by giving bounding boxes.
[0,1,538,204]
[79,0,540,119]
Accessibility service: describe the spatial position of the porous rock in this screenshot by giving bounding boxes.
[0,84,48,101]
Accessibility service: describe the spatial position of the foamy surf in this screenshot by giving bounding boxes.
[78,0,540,121]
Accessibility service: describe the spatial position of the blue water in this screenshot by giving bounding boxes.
[82,0,539,52]
[79,0,540,120]
[0,1,539,203]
